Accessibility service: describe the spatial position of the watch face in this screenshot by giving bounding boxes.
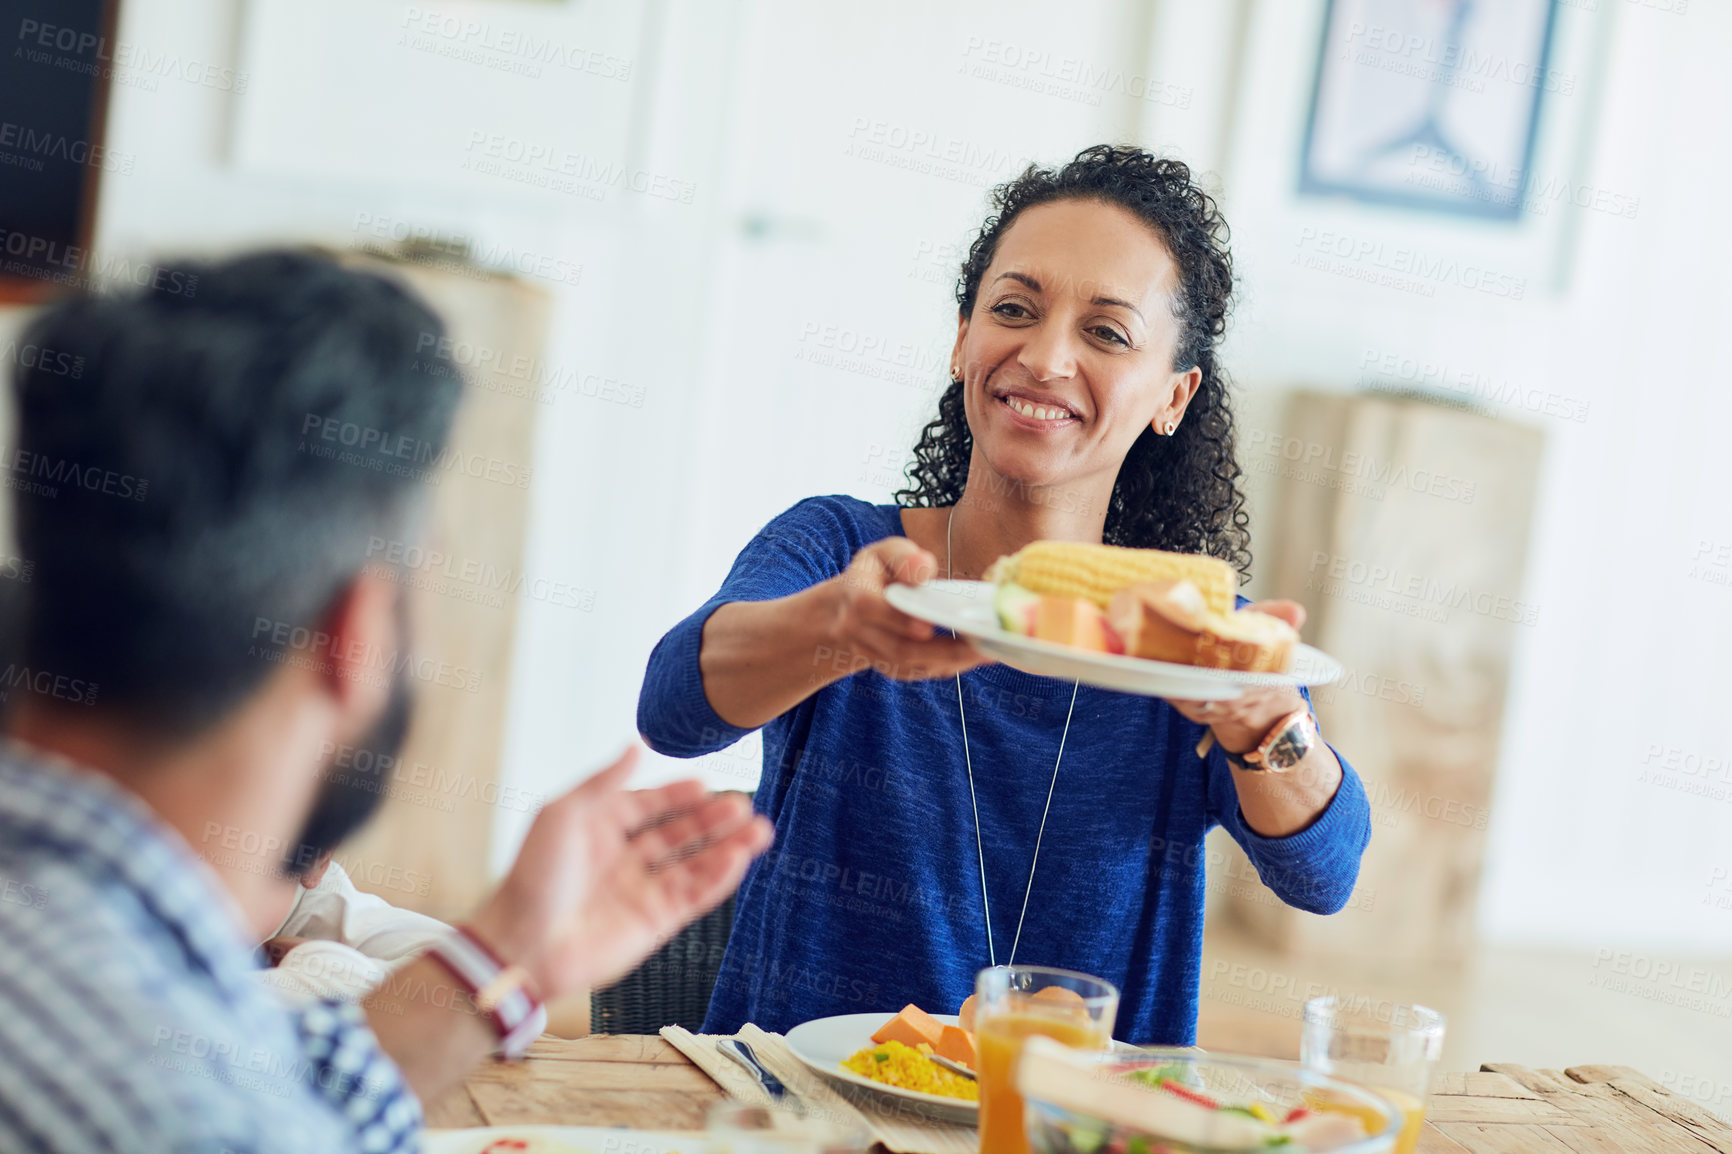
[1263,713,1317,771]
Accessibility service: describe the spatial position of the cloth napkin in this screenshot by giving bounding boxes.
[660,1024,978,1154]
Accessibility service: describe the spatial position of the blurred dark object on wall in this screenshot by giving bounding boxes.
[0,0,118,303]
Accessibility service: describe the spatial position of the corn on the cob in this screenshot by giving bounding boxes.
[990,541,1238,615]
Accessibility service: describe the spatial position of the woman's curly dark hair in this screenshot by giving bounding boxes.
[894,144,1253,581]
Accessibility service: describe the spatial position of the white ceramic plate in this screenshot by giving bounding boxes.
[783,1011,978,1125]
[884,580,1342,701]
[422,1126,707,1154]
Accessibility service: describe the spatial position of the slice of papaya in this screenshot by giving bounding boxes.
[869,1003,945,1050]
[936,1024,977,1069]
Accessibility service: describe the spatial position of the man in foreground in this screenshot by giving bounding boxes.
[0,251,772,1152]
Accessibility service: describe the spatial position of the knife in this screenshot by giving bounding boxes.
[718,1037,788,1099]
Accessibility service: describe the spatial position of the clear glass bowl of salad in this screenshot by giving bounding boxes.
[1018,1042,1402,1154]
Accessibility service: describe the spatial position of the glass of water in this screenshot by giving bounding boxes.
[1300,996,1446,1154]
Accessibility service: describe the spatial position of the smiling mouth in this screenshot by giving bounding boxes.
[998,393,1078,423]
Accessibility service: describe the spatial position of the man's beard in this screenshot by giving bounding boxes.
[282,669,413,879]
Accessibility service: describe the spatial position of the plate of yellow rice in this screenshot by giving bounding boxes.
[784,1012,979,1124]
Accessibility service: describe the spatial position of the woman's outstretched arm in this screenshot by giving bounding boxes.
[639,503,986,757]
[1176,599,1373,914]
[701,537,985,729]
[1169,599,1345,836]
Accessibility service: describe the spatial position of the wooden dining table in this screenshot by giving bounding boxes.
[426,1035,1732,1152]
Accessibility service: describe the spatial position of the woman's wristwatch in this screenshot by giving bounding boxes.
[425,926,548,1060]
[1222,706,1318,773]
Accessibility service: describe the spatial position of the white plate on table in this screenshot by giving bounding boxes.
[783,1012,978,1125]
[422,1126,707,1153]
[885,580,1342,701]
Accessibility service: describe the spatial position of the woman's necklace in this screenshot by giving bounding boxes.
[947,507,1080,968]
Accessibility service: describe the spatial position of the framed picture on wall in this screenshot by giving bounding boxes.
[1300,0,1561,221]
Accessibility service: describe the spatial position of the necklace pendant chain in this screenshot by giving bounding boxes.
[947,507,1080,970]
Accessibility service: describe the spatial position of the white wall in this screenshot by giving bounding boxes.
[93,0,750,871]
[1218,0,1732,955]
[88,0,1732,952]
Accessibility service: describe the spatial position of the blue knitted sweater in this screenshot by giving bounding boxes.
[637,496,1371,1044]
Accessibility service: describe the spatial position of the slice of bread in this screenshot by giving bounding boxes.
[1194,608,1298,673]
[1109,579,1297,672]
[1108,579,1211,663]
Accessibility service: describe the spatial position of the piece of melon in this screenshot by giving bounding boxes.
[995,581,1042,634]
[957,993,978,1033]
[1031,985,1087,1006]
[936,1024,977,1069]
[1027,985,1091,1024]
[1033,596,1111,651]
[870,1003,944,1050]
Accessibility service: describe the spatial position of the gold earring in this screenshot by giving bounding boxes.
[951,368,963,384]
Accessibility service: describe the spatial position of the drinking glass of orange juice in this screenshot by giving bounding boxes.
[974,966,1118,1154]
[1300,996,1445,1154]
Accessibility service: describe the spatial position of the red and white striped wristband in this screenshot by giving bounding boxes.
[426,926,547,1060]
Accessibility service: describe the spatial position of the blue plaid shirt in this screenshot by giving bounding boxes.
[0,743,422,1153]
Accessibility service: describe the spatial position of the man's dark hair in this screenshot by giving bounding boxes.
[8,249,462,735]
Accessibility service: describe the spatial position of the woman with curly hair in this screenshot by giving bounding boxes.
[638,145,1371,1044]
